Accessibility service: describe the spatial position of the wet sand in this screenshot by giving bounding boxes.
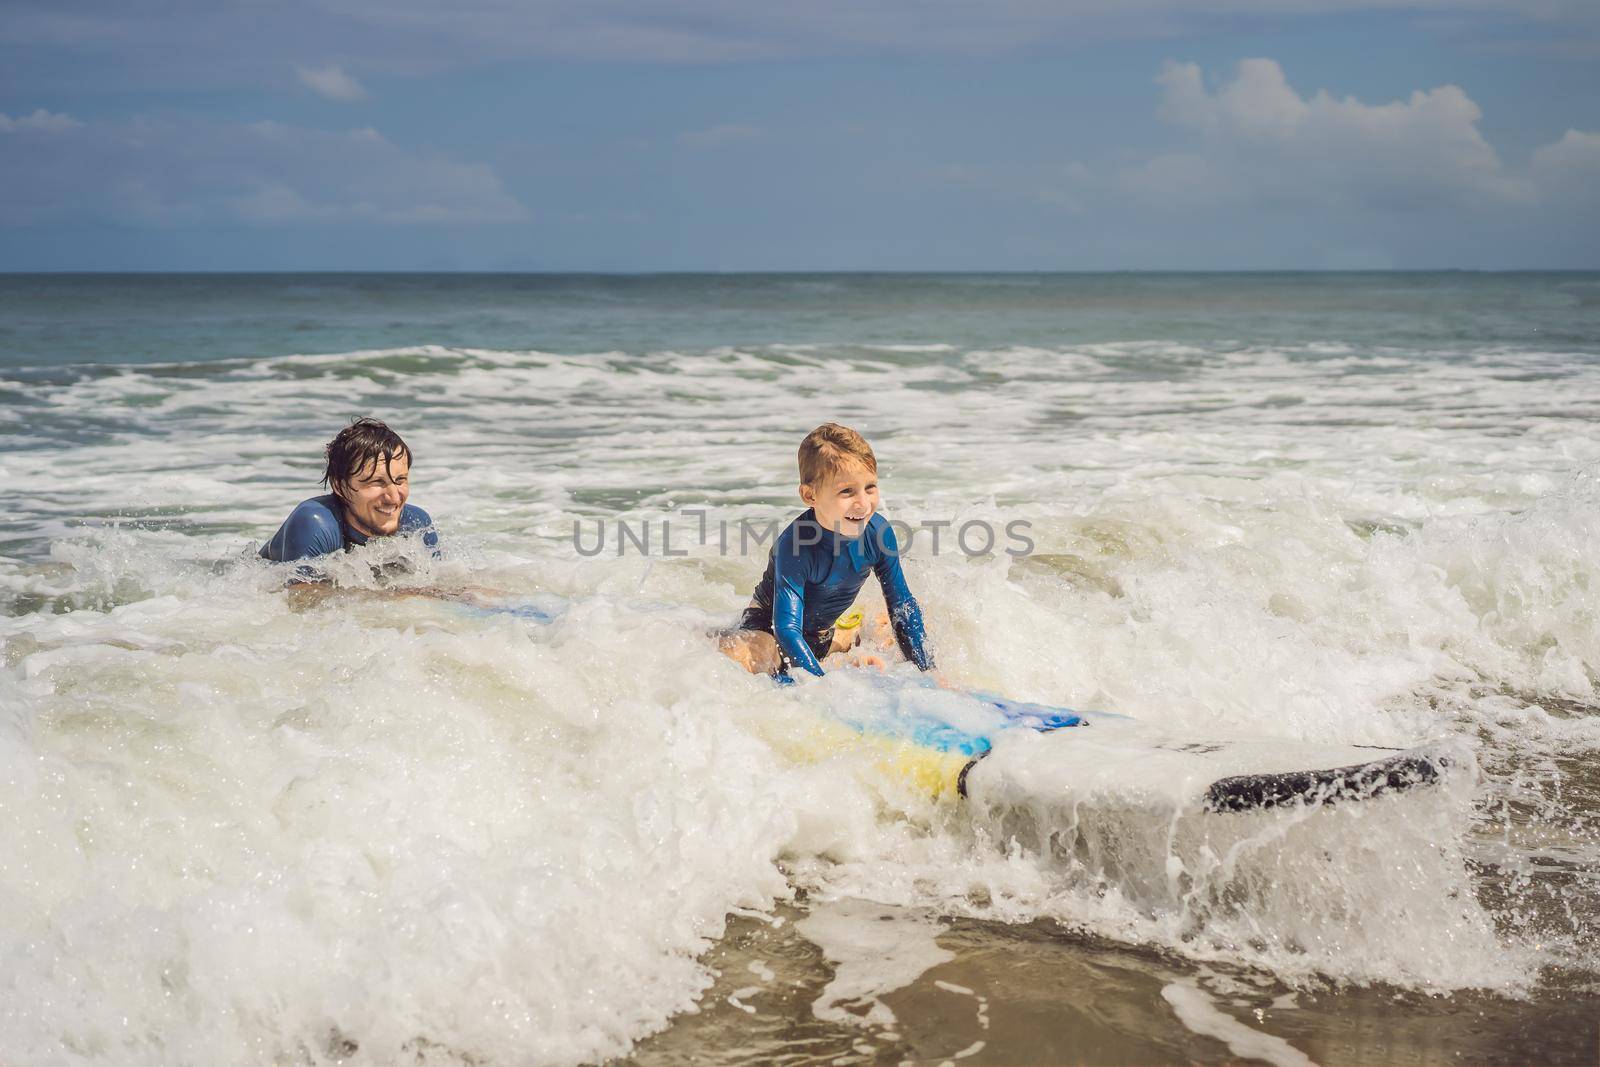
[625,904,1600,1066]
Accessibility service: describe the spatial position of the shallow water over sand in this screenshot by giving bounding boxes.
[628,904,1599,1066]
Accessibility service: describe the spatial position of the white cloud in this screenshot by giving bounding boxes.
[1158,58,1307,138]
[936,57,1597,267]
[0,108,83,132]
[1528,127,1600,206]
[680,123,763,148]
[1145,58,1529,209]
[0,116,528,226]
[952,59,1551,220]
[295,63,369,101]
[1531,129,1600,172]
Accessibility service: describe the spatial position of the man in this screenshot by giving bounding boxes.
[260,418,437,570]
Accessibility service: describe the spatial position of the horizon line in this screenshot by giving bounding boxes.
[4,267,1600,277]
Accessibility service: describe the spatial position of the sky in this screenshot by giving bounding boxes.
[1,0,1597,271]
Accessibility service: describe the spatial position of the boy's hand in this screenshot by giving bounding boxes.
[869,611,895,644]
[846,652,888,672]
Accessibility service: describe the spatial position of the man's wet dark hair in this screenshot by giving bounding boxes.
[323,418,412,491]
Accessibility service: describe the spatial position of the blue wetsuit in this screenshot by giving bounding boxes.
[740,510,934,677]
[260,494,436,571]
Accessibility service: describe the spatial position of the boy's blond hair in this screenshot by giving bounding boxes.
[798,423,877,486]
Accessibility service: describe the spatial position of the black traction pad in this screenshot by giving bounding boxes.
[1202,750,1448,813]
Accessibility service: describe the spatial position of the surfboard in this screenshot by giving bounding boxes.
[821,674,1458,815]
[451,597,1458,814]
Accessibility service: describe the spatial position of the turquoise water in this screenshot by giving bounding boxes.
[2,272,1597,1066]
[3,271,1598,370]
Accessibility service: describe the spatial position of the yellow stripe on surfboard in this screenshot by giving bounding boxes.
[765,713,970,798]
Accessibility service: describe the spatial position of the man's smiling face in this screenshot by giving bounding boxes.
[801,459,878,539]
[335,451,410,537]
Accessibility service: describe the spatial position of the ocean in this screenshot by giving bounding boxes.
[1,272,1597,1065]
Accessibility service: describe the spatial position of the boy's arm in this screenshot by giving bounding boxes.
[871,520,935,671]
[772,546,826,677]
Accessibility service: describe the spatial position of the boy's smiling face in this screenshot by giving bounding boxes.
[800,460,879,539]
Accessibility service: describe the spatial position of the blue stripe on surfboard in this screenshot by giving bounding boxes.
[813,676,1091,756]
[901,700,1082,755]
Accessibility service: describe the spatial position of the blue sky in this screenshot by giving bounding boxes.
[1,0,1597,270]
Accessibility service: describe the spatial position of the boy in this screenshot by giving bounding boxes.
[721,422,934,677]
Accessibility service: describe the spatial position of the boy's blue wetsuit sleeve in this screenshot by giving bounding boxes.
[772,537,826,677]
[872,520,935,671]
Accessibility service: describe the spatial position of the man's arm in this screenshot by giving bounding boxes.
[871,520,935,671]
[400,504,441,556]
[260,499,345,571]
